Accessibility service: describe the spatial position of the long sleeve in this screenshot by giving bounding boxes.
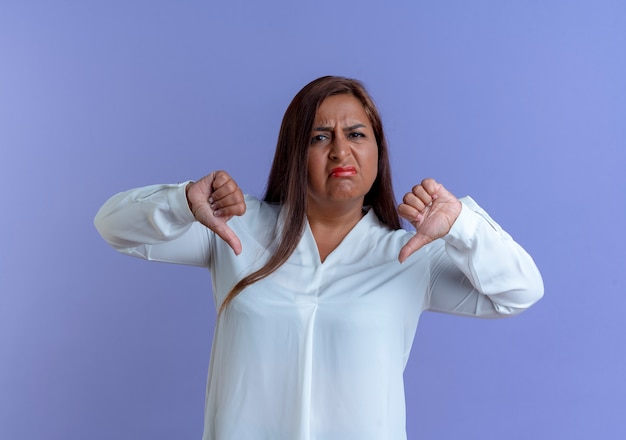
[425,196,544,318]
[94,182,212,267]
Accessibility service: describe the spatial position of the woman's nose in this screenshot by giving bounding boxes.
[329,136,350,161]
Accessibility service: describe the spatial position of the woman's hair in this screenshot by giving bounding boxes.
[219,75,401,314]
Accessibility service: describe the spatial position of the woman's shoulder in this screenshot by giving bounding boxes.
[242,194,281,219]
[229,194,282,238]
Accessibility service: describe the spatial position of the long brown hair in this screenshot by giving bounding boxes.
[219,76,401,314]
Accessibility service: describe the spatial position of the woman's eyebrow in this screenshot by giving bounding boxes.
[312,126,332,132]
[312,123,366,132]
[344,123,366,131]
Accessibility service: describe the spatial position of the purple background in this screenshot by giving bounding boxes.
[1,1,625,439]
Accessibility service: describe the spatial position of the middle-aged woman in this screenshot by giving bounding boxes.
[95,76,544,440]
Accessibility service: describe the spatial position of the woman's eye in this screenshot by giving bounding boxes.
[311,134,328,144]
[349,132,365,138]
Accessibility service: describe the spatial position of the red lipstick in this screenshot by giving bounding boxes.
[329,166,357,177]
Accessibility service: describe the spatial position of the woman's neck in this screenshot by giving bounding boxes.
[306,201,365,262]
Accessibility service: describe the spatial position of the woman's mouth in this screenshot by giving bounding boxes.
[329,166,357,177]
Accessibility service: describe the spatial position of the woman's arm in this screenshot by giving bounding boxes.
[426,197,544,317]
[94,171,246,267]
[397,178,543,317]
[94,182,212,267]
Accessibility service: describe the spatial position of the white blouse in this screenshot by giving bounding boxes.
[94,182,543,440]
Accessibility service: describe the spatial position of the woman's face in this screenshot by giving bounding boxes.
[306,94,379,212]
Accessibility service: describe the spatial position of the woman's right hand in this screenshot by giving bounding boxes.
[186,171,246,255]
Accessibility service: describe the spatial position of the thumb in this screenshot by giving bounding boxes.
[398,233,430,263]
[212,222,243,255]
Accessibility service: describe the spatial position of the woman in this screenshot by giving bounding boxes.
[95,76,543,439]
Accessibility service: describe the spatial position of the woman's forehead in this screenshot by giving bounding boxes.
[314,95,369,125]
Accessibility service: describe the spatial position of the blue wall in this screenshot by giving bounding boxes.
[1,1,625,438]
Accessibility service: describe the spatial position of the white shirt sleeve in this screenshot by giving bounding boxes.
[93,182,212,267]
[425,196,544,317]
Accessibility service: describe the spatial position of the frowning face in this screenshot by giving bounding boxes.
[306,94,379,213]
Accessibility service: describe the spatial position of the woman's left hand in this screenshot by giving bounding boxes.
[397,178,462,263]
